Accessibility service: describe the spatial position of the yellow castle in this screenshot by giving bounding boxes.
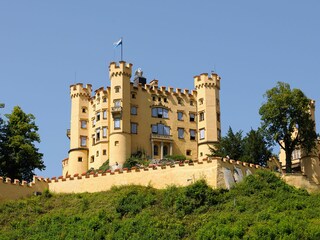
[62,61,221,176]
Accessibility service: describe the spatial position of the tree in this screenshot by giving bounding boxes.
[210,127,243,160]
[241,128,272,166]
[0,106,45,181]
[259,82,317,173]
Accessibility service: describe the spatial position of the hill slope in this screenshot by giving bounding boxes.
[1,171,320,239]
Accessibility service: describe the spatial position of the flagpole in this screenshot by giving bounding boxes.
[121,37,123,61]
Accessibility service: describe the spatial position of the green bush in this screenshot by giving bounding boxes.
[164,154,187,161]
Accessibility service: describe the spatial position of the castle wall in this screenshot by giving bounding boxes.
[0,177,49,202]
[49,158,260,194]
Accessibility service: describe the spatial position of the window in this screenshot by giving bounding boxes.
[217,112,221,122]
[80,136,87,147]
[200,128,205,140]
[90,156,94,163]
[78,157,83,162]
[131,106,137,115]
[96,128,100,141]
[164,98,168,103]
[151,107,168,118]
[199,112,204,121]
[151,124,170,135]
[115,141,119,146]
[178,128,184,139]
[81,120,87,129]
[115,86,120,93]
[190,129,196,140]
[154,145,159,155]
[103,149,107,155]
[103,110,107,119]
[177,112,183,121]
[96,151,99,157]
[103,97,107,103]
[132,93,136,99]
[199,98,204,105]
[186,150,191,156]
[190,100,194,106]
[114,118,120,129]
[96,112,100,121]
[190,113,195,122]
[93,118,96,127]
[103,127,107,138]
[158,97,161,101]
[200,152,203,157]
[92,134,95,145]
[114,99,121,107]
[131,123,138,134]
[292,149,301,160]
[152,96,156,101]
[82,107,87,113]
[177,98,183,105]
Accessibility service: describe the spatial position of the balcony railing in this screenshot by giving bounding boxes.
[66,129,70,139]
[151,133,173,141]
[111,106,122,114]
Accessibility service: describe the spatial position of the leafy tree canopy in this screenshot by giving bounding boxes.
[0,106,45,181]
[210,127,272,166]
[259,82,317,173]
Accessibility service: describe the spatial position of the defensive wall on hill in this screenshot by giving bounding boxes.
[0,158,262,201]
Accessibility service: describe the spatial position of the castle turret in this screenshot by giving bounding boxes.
[194,72,221,160]
[109,61,133,168]
[65,83,92,176]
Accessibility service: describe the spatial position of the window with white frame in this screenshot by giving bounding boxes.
[114,99,121,107]
[103,110,107,119]
[114,118,120,129]
[199,128,205,140]
[80,136,87,147]
[190,129,196,140]
[199,112,204,121]
[151,124,170,135]
[177,111,183,121]
[81,120,87,129]
[178,128,184,139]
[189,113,195,122]
[102,127,107,138]
[131,123,138,134]
[151,107,169,119]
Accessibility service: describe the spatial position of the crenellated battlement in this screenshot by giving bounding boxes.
[70,83,92,98]
[0,176,49,202]
[109,61,133,79]
[194,73,221,90]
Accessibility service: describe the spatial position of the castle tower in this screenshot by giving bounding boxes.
[66,83,92,176]
[194,72,221,160]
[109,61,133,168]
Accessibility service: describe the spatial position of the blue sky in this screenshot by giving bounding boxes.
[0,1,319,178]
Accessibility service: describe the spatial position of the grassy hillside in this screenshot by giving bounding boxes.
[1,171,320,239]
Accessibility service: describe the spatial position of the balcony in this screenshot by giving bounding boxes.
[66,129,70,139]
[151,133,173,141]
[111,106,122,116]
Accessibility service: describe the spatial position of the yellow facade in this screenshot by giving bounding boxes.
[63,61,221,176]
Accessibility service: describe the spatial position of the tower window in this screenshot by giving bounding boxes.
[114,118,121,129]
[131,106,137,115]
[178,128,184,139]
[103,97,107,103]
[199,98,204,105]
[131,123,138,134]
[189,113,195,122]
[152,96,156,101]
[90,156,94,163]
[80,136,87,147]
[199,112,204,121]
[102,127,107,138]
[96,112,101,121]
[177,98,183,105]
[96,151,99,157]
[78,157,83,162]
[115,141,119,146]
[132,93,136,99]
[164,98,168,103]
[190,100,194,106]
[82,107,87,113]
[199,128,205,140]
[177,111,183,121]
[103,149,107,155]
[190,129,196,140]
[115,86,121,93]
[81,120,87,129]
